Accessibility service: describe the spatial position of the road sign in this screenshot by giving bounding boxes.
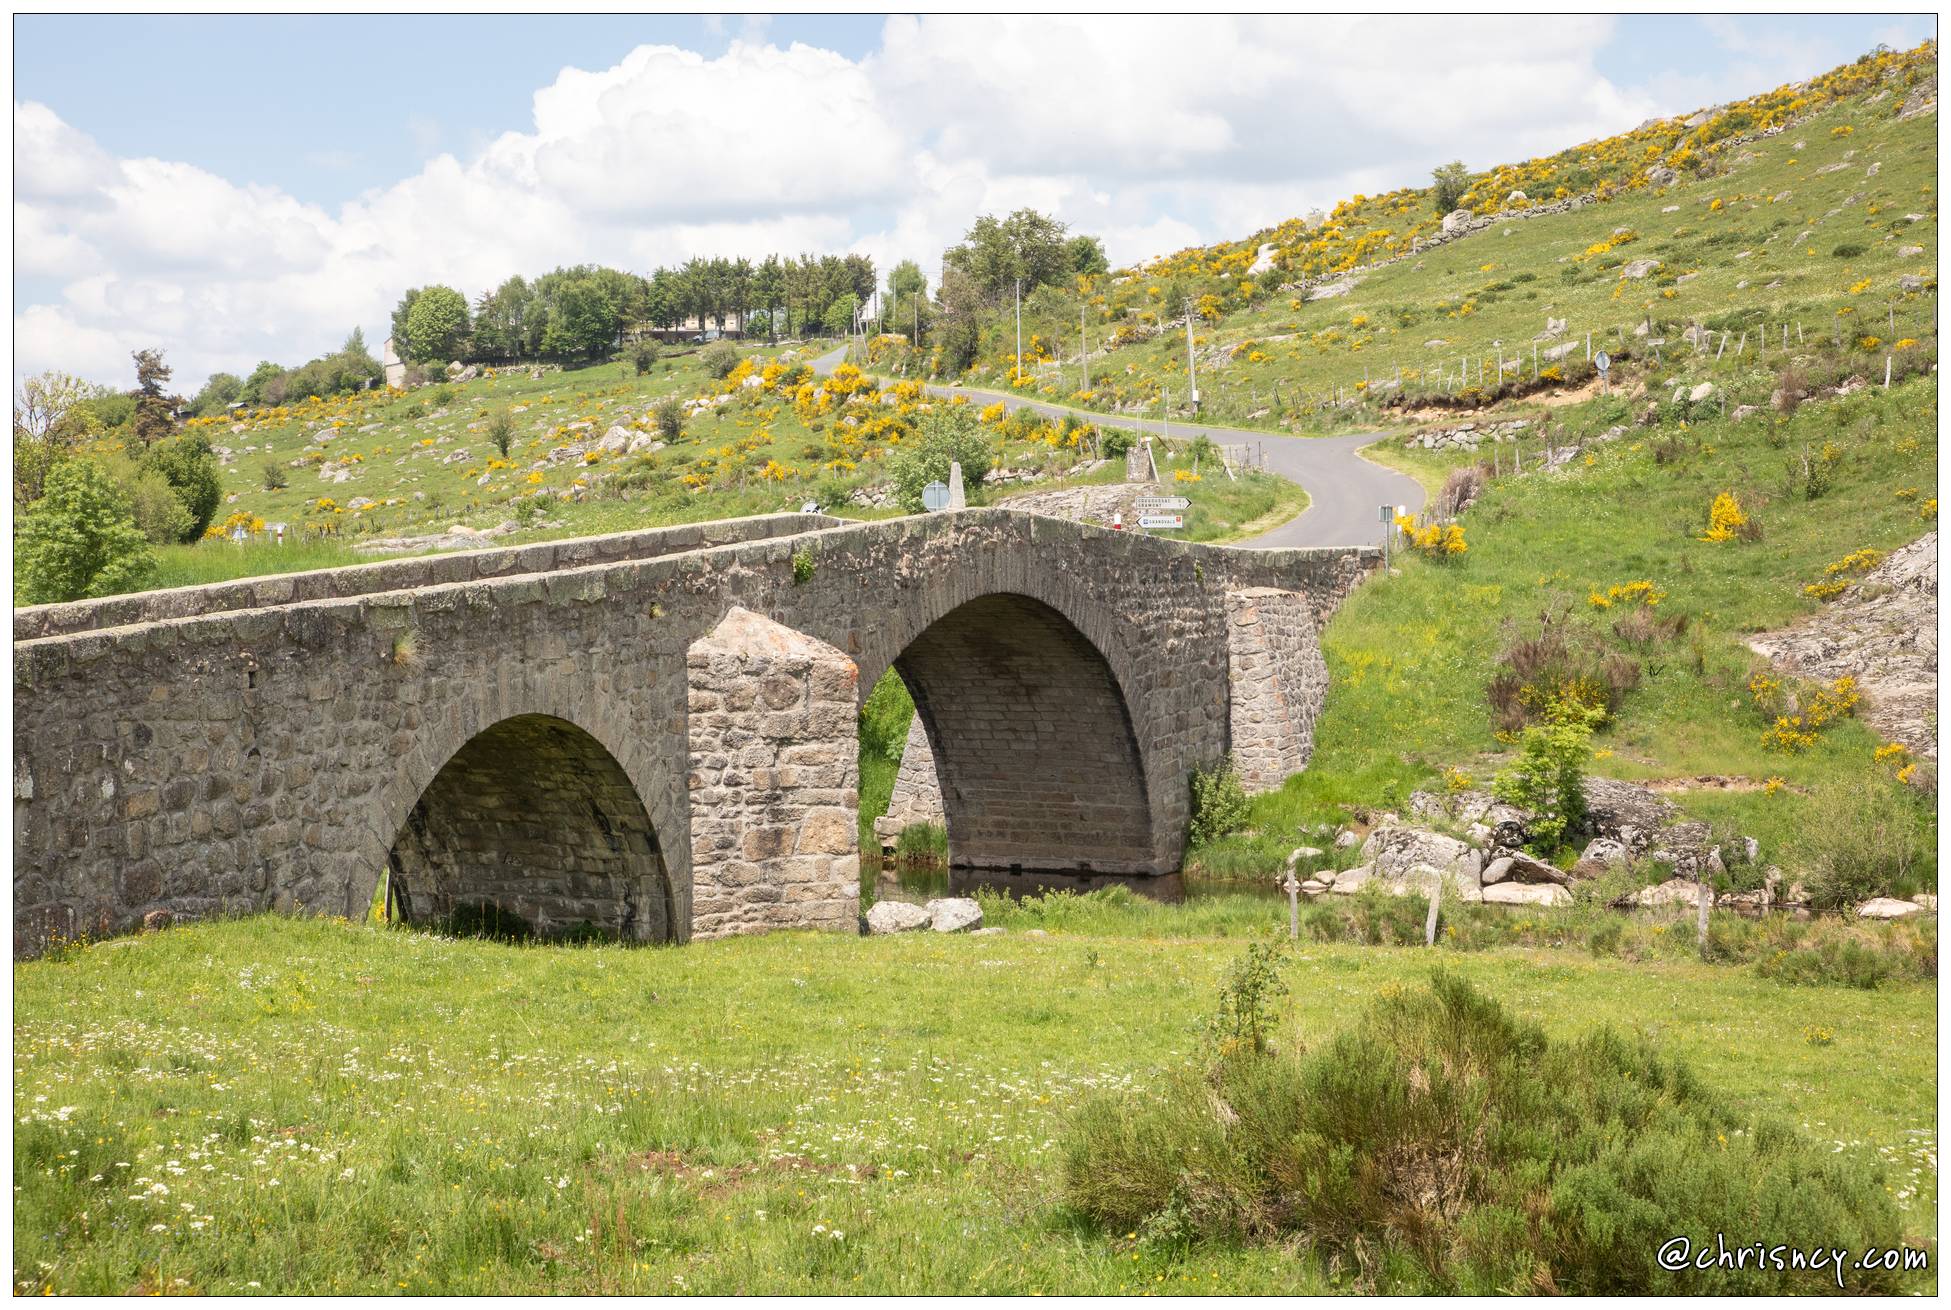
[921,481,950,512]
[1594,350,1611,375]
[1132,496,1190,511]
[1378,504,1395,522]
[1138,514,1184,530]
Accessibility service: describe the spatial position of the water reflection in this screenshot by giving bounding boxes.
[864,851,1284,906]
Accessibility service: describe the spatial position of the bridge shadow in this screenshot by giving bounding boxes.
[892,593,1162,885]
[384,714,675,944]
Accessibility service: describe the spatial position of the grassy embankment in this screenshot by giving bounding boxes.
[13,911,1936,1294]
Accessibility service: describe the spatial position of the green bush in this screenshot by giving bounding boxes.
[1062,972,1907,1292]
[1792,777,1933,911]
[653,397,686,442]
[261,460,288,492]
[887,404,996,512]
[630,339,659,376]
[14,457,155,604]
[1492,700,1599,853]
[105,454,194,545]
[486,408,516,458]
[142,433,221,541]
[1187,762,1251,846]
[701,341,740,379]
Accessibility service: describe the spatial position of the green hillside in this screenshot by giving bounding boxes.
[965,42,1937,432]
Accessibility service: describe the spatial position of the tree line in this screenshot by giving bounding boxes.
[390,253,881,368]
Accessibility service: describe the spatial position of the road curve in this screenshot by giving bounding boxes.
[811,345,1422,548]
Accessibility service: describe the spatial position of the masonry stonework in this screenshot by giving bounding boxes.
[12,509,1375,956]
[685,609,860,938]
[1224,587,1331,791]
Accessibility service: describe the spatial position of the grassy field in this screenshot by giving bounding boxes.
[973,85,1937,433]
[13,910,1937,1294]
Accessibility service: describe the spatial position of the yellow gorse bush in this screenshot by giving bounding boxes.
[1393,514,1466,558]
[1699,491,1747,542]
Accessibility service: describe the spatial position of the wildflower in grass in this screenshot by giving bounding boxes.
[1763,776,1786,794]
[1894,337,1919,349]
[1921,498,1937,519]
[1895,487,1919,501]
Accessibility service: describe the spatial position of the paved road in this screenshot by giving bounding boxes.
[811,345,1422,548]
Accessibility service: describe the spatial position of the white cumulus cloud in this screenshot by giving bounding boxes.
[15,17,1682,389]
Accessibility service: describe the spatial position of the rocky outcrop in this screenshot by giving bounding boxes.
[1748,534,1937,760]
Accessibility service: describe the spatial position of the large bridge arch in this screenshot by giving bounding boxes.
[379,714,673,942]
[354,679,687,939]
[889,593,1161,877]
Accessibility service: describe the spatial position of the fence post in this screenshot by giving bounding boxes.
[1696,880,1712,957]
[1425,878,1442,947]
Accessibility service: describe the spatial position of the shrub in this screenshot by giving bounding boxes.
[630,339,659,376]
[1791,777,1932,911]
[1830,242,1867,258]
[653,398,686,442]
[1486,609,1639,734]
[486,409,516,458]
[429,384,455,408]
[1492,700,1599,853]
[701,341,740,379]
[1061,973,1907,1292]
[14,458,156,604]
[107,456,194,546]
[1437,463,1487,516]
[1200,939,1288,1056]
[1187,761,1251,846]
[143,433,221,541]
[887,404,996,512]
[261,460,289,491]
[1431,159,1471,213]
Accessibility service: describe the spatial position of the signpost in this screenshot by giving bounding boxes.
[1379,503,1396,568]
[1594,349,1611,396]
[921,481,950,512]
[1137,514,1184,530]
[1132,496,1190,512]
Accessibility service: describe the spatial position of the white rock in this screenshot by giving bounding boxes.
[866,901,932,934]
[1632,878,1706,908]
[1857,897,1924,920]
[926,897,984,933]
[1911,893,1938,912]
[1482,881,1571,907]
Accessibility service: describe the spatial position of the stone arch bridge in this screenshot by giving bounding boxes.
[13,510,1374,956]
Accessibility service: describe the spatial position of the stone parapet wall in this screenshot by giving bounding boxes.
[14,512,836,642]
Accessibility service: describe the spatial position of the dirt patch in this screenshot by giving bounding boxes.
[1532,376,1604,408]
[1641,775,1803,795]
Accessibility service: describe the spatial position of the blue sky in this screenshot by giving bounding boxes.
[13,13,1936,386]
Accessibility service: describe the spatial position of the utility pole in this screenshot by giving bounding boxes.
[1183,299,1199,411]
[1014,277,1023,384]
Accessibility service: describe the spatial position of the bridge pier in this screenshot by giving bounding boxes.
[685,608,860,939]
